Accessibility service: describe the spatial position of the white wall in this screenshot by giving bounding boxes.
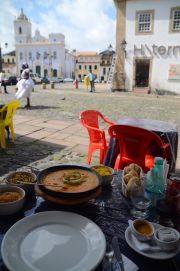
[125,0,180,93]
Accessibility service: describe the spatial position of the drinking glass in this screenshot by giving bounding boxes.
[130,177,151,219]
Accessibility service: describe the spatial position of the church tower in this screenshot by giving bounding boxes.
[14,8,32,44]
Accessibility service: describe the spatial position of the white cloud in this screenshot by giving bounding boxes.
[0,0,116,54]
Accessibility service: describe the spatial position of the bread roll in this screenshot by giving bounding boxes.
[129,163,141,175]
[126,176,141,197]
[124,166,131,175]
[124,173,133,185]
[128,169,139,178]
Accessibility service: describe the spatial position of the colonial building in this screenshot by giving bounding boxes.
[74,47,115,82]
[73,51,101,81]
[14,9,75,78]
[114,0,180,94]
[99,45,115,82]
[2,51,16,76]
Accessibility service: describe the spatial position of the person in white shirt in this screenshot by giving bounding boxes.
[15,63,34,109]
[0,70,8,94]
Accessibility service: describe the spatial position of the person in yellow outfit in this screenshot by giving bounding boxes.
[84,75,90,91]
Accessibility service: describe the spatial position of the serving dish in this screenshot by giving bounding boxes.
[154,227,180,251]
[90,165,114,186]
[5,171,36,195]
[36,164,102,198]
[1,211,106,271]
[130,219,154,242]
[122,163,143,198]
[0,185,25,215]
[125,223,180,259]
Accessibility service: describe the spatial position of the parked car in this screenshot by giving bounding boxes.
[30,73,42,84]
[58,77,64,83]
[50,77,60,83]
[41,77,50,84]
[4,76,18,85]
[94,79,100,83]
[63,78,74,82]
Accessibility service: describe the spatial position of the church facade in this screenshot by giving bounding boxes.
[14,9,75,78]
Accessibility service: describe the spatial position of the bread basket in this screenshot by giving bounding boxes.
[122,164,143,198]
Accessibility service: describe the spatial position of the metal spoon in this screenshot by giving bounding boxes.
[16,181,67,189]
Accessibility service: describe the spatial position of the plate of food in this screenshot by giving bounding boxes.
[36,164,102,198]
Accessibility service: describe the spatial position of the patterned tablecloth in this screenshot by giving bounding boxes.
[0,170,179,271]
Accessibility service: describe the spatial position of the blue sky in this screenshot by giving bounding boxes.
[0,0,116,54]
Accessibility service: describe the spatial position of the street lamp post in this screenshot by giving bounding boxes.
[0,42,8,71]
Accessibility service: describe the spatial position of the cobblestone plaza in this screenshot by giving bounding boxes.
[0,83,180,181]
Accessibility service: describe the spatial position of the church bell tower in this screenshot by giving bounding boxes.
[14,8,32,44]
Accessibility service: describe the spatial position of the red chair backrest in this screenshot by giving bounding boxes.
[79,110,104,143]
[108,124,164,170]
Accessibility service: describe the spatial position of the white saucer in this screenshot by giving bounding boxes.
[1,211,106,271]
[125,223,180,259]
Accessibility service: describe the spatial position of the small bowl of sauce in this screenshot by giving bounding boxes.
[131,219,154,241]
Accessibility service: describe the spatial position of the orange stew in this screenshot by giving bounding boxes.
[0,191,21,203]
[42,169,98,193]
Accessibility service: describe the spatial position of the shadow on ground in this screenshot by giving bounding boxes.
[19,105,60,110]
[0,137,66,177]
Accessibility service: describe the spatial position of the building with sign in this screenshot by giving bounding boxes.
[14,9,75,78]
[113,0,180,94]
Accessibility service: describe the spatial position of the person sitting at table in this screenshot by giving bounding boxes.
[15,63,34,109]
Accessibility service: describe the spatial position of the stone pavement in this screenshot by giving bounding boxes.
[0,113,180,182]
[0,114,99,181]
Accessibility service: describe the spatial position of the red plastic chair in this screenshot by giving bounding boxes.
[79,110,114,164]
[108,124,170,172]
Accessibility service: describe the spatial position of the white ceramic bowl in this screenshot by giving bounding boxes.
[0,185,25,215]
[6,171,36,195]
[90,165,114,186]
[130,219,155,242]
[154,227,180,251]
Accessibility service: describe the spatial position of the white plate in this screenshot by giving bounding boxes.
[125,223,180,259]
[1,211,106,271]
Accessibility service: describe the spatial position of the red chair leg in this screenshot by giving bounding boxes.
[87,147,93,164]
[114,154,121,169]
[100,148,105,164]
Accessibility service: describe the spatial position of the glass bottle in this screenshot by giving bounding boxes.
[145,157,165,207]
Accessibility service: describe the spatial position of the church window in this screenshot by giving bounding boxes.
[36,52,40,60]
[29,52,32,60]
[53,51,57,59]
[20,52,23,60]
[19,27,22,34]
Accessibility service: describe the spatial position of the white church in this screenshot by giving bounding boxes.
[14,9,75,78]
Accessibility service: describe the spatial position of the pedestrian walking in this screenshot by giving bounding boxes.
[0,70,8,94]
[15,63,34,109]
[73,78,78,89]
[84,75,90,91]
[88,69,95,92]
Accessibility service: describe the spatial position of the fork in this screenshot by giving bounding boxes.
[104,239,114,271]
